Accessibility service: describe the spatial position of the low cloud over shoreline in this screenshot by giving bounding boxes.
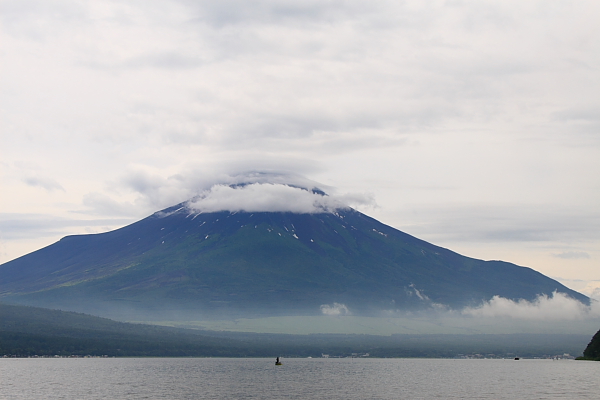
[461,292,600,321]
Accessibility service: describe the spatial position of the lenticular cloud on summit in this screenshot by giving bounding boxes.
[186,182,348,214]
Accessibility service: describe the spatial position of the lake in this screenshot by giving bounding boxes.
[2,357,599,399]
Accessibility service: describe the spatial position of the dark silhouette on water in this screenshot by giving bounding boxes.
[577,328,600,361]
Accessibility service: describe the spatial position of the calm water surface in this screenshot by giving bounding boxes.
[1,358,599,399]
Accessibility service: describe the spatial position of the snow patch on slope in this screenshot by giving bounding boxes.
[320,302,351,316]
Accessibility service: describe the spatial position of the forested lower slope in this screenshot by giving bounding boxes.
[579,328,600,361]
[1,303,590,358]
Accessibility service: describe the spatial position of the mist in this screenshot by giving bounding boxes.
[40,292,599,337]
[461,292,600,321]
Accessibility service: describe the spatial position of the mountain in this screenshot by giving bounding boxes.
[0,303,251,357]
[580,328,600,361]
[0,200,588,319]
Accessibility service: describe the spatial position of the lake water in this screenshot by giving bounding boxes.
[1,357,599,399]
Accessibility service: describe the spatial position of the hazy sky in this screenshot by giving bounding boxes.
[1,0,599,298]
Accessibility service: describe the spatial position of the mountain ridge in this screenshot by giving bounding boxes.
[0,201,588,319]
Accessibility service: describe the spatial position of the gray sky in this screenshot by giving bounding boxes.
[1,0,599,298]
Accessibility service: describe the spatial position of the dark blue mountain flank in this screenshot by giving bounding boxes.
[0,202,588,318]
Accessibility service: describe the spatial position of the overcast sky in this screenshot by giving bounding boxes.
[1,0,599,298]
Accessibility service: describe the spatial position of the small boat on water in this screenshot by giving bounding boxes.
[275,357,282,365]
[514,357,520,360]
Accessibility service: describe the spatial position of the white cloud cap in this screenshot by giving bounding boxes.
[185,172,375,214]
[187,183,346,214]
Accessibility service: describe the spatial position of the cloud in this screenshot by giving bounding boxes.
[187,183,349,214]
[78,193,139,217]
[462,292,600,321]
[553,108,600,122]
[0,213,132,240]
[181,0,374,28]
[13,162,65,192]
[553,251,591,260]
[114,169,376,215]
[121,53,204,70]
[113,168,327,211]
[21,176,65,192]
[115,170,198,213]
[320,302,350,316]
[402,204,600,245]
[212,171,330,190]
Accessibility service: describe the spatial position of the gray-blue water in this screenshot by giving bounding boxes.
[2,358,599,399]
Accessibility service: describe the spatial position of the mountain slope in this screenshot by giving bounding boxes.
[580,328,600,361]
[0,204,587,318]
[0,303,251,357]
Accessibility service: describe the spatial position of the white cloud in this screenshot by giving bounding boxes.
[179,171,375,214]
[187,182,350,214]
[110,169,375,215]
[320,302,350,316]
[462,292,600,321]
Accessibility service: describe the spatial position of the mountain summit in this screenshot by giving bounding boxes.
[0,181,588,319]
